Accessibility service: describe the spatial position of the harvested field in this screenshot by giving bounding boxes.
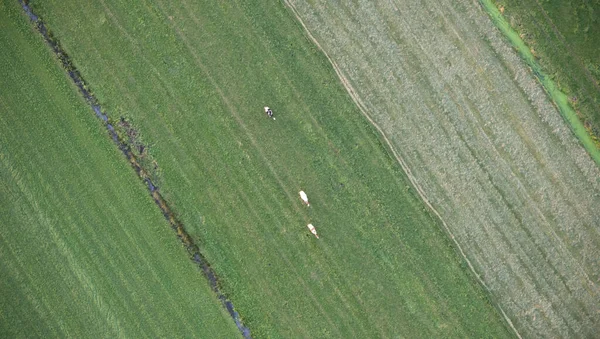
[22,0,515,337]
[480,0,600,166]
[285,0,600,337]
[494,0,600,146]
[0,2,240,337]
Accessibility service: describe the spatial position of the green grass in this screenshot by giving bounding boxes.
[493,0,600,148]
[482,0,600,167]
[284,0,600,337]
[0,2,240,337]
[24,0,515,337]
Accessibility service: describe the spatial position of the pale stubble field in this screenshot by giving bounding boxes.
[287,0,600,337]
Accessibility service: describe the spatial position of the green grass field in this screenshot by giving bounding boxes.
[0,2,240,337]
[19,0,516,337]
[480,0,600,167]
[493,0,600,145]
[286,0,600,337]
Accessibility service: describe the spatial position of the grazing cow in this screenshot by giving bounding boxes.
[307,224,319,239]
[299,190,309,206]
[264,106,275,119]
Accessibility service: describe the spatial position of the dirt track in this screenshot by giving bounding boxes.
[286,0,600,337]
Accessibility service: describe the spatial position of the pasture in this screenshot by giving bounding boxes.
[23,0,514,337]
[285,0,600,337]
[480,0,600,166]
[494,0,600,146]
[0,2,239,337]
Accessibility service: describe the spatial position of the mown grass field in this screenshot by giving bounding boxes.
[24,0,515,337]
[285,0,600,337]
[479,0,600,167]
[0,2,240,337]
[494,0,600,144]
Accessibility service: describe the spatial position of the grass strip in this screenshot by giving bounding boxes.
[24,0,517,336]
[0,1,241,337]
[17,1,251,336]
[480,0,600,166]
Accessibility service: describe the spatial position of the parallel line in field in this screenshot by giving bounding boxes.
[90,4,330,335]
[0,109,82,338]
[390,0,592,330]
[150,1,344,334]
[149,1,404,334]
[0,180,63,337]
[1,71,165,336]
[0,165,122,338]
[530,0,600,95]
[0,242,61,337]
[443,0,596,238]
[1,103,195,337]
[283,1,524,337]
[0,105,149,337]
[176,2,385,335]
[165,0,454,330]
[194,6,455,331]
[464,0,600,324]
[17,2,251,337]
[462,0,600,279]
[291,4,462,331]
[431,31,595,311]
[40,0,345,335]
[287,0,600,336]
[366,0,596,330]
[91,0,502,334]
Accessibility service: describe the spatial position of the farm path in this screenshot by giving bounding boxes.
[19,0,525,336]
[286,0,600,337]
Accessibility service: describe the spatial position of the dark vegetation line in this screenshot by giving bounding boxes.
[18,1,251,337]
[478,0,600,165]
[492,0,600,148]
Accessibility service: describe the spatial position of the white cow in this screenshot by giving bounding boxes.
[307,224,319,239]
[299,190,309,206]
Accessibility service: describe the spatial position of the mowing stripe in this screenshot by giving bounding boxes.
[478,0,600,166]
[83,2,349,333]
[283,1,523,337]
[283,0,600,336]
[17,1,251,337]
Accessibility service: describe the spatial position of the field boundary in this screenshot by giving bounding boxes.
[18,1,251,337]
[479,0,600,167]
[283,1,522,337]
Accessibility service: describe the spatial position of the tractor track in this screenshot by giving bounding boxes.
[18,1,251,337]
[284,0,600,337]
[284,2,522,337]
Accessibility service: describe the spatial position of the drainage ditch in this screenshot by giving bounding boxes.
[19,1,251,337]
